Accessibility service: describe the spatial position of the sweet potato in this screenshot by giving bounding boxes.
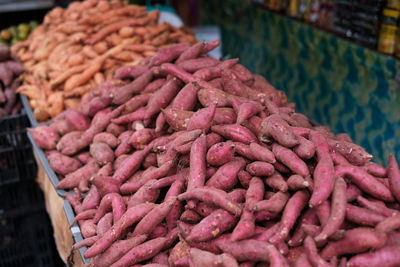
[245,177,265,210]
[246,161,275,177]
[133,197,177,236]
[84,203,156,258]
[175,41,205,63]
[347,245,400,267]
[90,175,120,197]
[265,172,288,192]
[177,57,218,73]
[93,132,119,148]
[197,88,231,107]
[82,185,100,211]
[357,195,399,217]
[269,190,309,244]
[231,210,255,241]
[185,209,237,242]
[321,228,386,259]
[288,208,318,247]
[388,154,400,203]
[112,237,167,267]
[113,70,153,104]
[126,179,160,208]
[186,103,216,132]
[144,78,180,125]
[96,212,113,236]
[93,193,126,224]
[47,150,81,175]
[217,239,269,262]
[252,191,289,214]
[287,174,309,191]
[212,124,257,144]
[56,161,99,189]
[90,142,114,165]
[314,178,347,243]
[150,43,191,66]
[294,136,315,160]
[166,179,186,230]
[335,165,394,202]
[29,126,59,150]
[206,158,246,191]
[260,114,298,147]
[328,139,372,166]
[304,236,330,267]
[178,187,242,217]
[206,141,235,166]
[113,145,152,184]
[188,248,239,267]
[272,143,310,177]
[249,142,275,163]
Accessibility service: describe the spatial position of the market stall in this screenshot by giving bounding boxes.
[2,0,400,266]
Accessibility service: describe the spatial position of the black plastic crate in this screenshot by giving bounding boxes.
[0,180,44,217]
[0,112,37,186]
[0,212,62,267]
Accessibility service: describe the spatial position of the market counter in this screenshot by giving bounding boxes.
[34,152,83,267]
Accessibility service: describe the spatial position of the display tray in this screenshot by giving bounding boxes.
[63,199,89,265]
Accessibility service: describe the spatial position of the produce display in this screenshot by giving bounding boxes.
[0,44,24,119]
[0,21,39,46]
[11,0,196,123]
[29,39,400,267]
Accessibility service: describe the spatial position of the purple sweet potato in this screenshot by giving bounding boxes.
[113,69,153,104]
[93,193,126,224]
[93,132,119,148]
[347,245,400,267]
[206,141,235,166]
[112,237,167,267]
[56,161,99,189]
[84,203,156,258]
[178,187,242,217]
[246,161,275,177]
[245,177,265,210]
[287,174,310,191]
[206,158,246,191]
[252,191,289,213]
[187,103,216,132]
[230,210,256,241]
[388,154,400,203]
[264,172,288,192]
[130,128,156,149]
[47,150,81,175]
[304,236,330,267]
[29,126,59,150]
[260,114,298,147]
[321,228,386,259]
[90,142,114,165]
[272,143,310,177]
[217,239,269,262]
[335,165,394,202]
[249,142,275,163]
[269,190,309,244]
[185,209,237,242]
[133,197,177,236]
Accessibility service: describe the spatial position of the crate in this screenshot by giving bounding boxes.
[0,112,37,186]
[0,180,64,267]
[0,212,61,267]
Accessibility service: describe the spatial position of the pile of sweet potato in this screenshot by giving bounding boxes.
[0,43,24,119]
[11,0,196,123]
[30,40,400,267]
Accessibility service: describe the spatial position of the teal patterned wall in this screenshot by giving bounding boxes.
[200,0,400,165]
